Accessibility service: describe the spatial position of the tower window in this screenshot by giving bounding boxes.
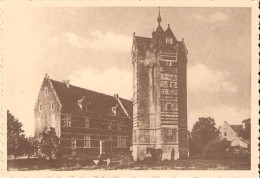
[224,132,227,137]
[166,37,173,44]
[166,61,172,66]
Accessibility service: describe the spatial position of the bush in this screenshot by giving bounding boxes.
[202,138,231,160]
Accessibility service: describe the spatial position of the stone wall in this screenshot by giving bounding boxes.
[34,77,61,138]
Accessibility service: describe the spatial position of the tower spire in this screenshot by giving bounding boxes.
[157,7,162,25]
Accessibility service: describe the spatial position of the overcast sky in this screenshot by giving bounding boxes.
[4,6,251,136]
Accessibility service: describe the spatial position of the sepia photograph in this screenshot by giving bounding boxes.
[1,1,258,178]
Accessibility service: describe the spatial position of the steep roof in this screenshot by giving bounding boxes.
[134,36,151,51]
[229,125,243,134]
[49,79,132,118]
[151,25,165,48]
[164,25,177,42]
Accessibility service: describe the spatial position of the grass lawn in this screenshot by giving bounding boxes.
[7,152,250,171]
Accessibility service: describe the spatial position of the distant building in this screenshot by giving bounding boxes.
[132,9,188,161]
[219,121,249,148]
[34,74,133,155]
[242,118,251,130]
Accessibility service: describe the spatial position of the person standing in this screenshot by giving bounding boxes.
[171,148,175,161]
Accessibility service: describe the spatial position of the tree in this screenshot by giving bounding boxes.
[39,127,60,160]
[7,110,24,158]
[19,135,39,159]
[203,137,231,159]
[239,119,251,141]
[190,117,219,156]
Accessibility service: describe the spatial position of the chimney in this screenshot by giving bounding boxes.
[62,80,70,88]
[114,94,119,100]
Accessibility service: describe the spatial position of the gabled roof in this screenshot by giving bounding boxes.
[164,25,177,42]
[49,78,132,118]
[229,125,243,134]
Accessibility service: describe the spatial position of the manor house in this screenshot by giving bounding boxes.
[34,74,133,155]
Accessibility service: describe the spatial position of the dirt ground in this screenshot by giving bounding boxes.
[7,152,250,171]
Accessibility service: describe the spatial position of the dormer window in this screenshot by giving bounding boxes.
[166,37,173,44]
[112,105,118,115]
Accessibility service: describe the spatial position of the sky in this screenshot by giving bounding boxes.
[3,6,251,136]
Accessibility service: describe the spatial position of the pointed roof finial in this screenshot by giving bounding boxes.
[157,7,162,25]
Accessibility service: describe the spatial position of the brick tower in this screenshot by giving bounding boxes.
[132,9,188,161]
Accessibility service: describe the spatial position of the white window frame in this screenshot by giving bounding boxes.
[166,37,173,44]
[63,116,71,127]
[166,61,172,66]
[71,137,77,149]
[84,135,91,148]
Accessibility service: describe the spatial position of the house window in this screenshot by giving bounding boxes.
[84,135,90,148]
[166,61,172,66]
[121,137,127,148]
[39,104,43,112]
[224,132,227,137]
[51,102,55,110]
[169,82,177,88]
[117,136,121,148]
[63,115,71,127]
[172,56,177,62]
[71,137,76,149]
[85,118,90,128]
[108,121,112,130]
[118,122,121,130]
[51,114,56,128]
[45,88,48,96]
[166,37,173,44]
